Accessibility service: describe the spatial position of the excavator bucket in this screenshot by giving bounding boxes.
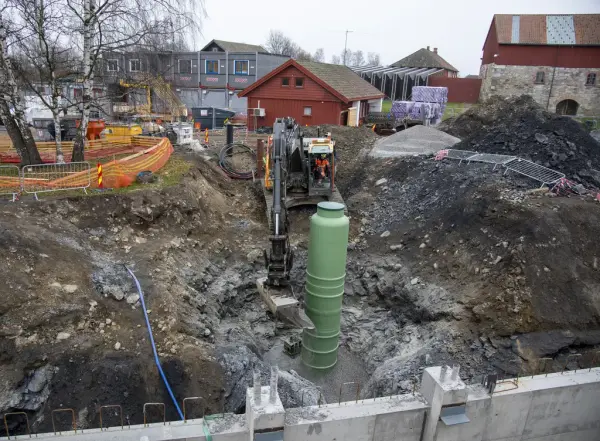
[256,277,315,330]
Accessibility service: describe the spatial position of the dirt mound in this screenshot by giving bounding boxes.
[440,95,600,188]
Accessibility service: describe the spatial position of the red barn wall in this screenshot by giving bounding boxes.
[428,77,482,103]
[492,45,600,69]
[247,97,343,130]
[243,65,346,130]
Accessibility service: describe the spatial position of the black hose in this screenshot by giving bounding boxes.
[218,143,256,179]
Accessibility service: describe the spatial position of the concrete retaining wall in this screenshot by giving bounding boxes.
[3,368,599,441]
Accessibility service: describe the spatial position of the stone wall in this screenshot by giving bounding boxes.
[480,63,600,115]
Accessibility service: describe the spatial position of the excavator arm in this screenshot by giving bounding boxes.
[257,118,314,330]
[265,118,295,286]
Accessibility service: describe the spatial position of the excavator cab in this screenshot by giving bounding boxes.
[307,141,335,195]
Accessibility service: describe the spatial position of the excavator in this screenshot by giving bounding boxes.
[256,117,344,331]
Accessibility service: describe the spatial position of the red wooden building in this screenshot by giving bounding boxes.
[238,59,384,130]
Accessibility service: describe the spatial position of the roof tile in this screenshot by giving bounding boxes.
[297,61,384,101]
[494,14,600,45]
[390,48,458,72]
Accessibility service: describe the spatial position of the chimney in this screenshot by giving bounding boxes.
[426,45,430,51]
[434,48,438,54]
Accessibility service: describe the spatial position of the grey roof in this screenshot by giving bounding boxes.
[391,48,458,72]
[201,39,267,53]
[297,61,384,101]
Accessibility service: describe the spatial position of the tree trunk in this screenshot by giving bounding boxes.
[71,0,91,162]
[52,111,64,163]
[0,16,42,166]
[0,100,42,165]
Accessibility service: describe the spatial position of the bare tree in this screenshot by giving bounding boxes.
[313,48,324,63]
[340,48,351,66]
[265,30,297,57]
[0,13,42,165]
[351,50,365,66]
[295,48,312,62]
[68,0,205,162]
[330,54,341,65]
[9,0,82,162]
[367,52,381,66]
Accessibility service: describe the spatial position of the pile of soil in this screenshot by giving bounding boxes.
[440,95,600,188]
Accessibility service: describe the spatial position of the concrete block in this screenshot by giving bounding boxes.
[246,386,285,432]
[421,366,468,406]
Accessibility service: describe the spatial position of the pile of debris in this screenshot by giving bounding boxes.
[440,95,600,188]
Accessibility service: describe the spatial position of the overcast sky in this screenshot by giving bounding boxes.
[196,0,599,76]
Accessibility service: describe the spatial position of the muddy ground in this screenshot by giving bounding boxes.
[1,112,600,435]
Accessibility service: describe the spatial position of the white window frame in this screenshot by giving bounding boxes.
[234,60,249,76]
[129,59,141,72]
[107,59,118,72]
[178,59,192,74]
[205,59,219,74]
[303,106,312,116]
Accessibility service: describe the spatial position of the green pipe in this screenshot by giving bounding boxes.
[302,201,349,370]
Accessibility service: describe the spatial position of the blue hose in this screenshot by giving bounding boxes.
[125,266,185,420]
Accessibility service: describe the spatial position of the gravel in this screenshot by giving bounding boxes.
[370,125,460,158]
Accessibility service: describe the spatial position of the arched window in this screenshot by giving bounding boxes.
[556,99,579,116]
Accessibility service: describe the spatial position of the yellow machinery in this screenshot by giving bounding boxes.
[118,76,187,121]
[102,123,143,139]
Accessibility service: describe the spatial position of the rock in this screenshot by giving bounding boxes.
[106,318,112,325]
[63,284,78,293]
[380,231,390,238]
[56,332,71,341]
[410,277,419,285]
[28,368,50,393]
[543,267,550,272]
[135,237,147,244]
[114,342,122,350]
[390,244,403,251]
[419,243,426,249]
[512,331,575,361]
[433,263,439,269]
[106,285,125,301]
[375,178,388,186]
[204,328,211,337]
[493,256,502,265]
[246,249,263,263]
[126,294,140,305]
[216,345,323,413]
[535,133,549,144]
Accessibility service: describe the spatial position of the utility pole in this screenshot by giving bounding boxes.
[343,30,353,66]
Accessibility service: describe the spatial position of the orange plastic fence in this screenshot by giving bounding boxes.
[0,136,152,163]
[51,137,174,189]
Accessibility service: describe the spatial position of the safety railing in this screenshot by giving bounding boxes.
[21,162,91,200]
[0,165,21,201]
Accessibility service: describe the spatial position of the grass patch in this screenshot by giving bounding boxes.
[32,155,192,200]
[442,103,471,121]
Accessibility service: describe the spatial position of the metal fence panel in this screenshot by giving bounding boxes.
[504,158,565,186]
[21,162,91,199]
[468,153,517,165]
[0,165,21,201]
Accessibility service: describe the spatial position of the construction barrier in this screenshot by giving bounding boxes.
[0,136,153,164]
[55,137,174,190]
[0,137,173,198]
[21,162,91,199]
[0,165,21,201]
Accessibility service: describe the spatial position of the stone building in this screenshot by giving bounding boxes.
[480,14,600,116]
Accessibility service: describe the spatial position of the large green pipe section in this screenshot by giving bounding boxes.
[302,201,349,370]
